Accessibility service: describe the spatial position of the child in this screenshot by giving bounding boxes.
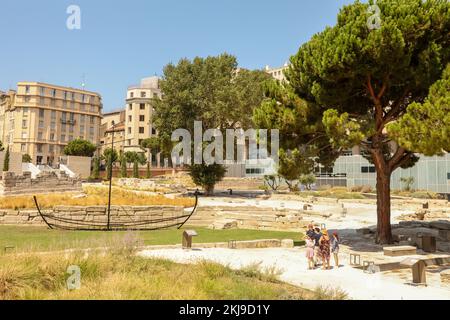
[305,236,315,270]
[331,232,340,267]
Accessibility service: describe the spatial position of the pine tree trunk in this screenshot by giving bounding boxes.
[375,169,393,244]
[205,185,214,196]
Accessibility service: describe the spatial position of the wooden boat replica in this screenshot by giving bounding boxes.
[33,191,199,231]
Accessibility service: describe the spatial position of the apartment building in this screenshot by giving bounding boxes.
[124,76,161,153]
[0,82,102,165]
[100,110,125,155]
[264,63,289,81]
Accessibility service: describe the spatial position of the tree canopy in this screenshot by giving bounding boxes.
[253,0,450,243]
[63,139,97,157]
[153,53,270,194]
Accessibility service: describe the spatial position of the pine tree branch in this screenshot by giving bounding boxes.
[388,146,406,171]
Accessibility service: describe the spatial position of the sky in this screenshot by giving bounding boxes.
[0,0,355,112]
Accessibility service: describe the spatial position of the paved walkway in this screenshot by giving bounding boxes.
[138,247,450,300]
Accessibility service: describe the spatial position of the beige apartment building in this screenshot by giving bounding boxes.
[0,82,102,165]
[265,63,289,81]
[100,110,125,155]
[124,76,161,155]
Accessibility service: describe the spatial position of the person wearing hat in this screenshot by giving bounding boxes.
[319,229,331,270]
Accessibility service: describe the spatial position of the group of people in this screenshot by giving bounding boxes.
[305,224,340,270]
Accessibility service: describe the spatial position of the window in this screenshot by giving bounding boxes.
[61,135,66,142]
[25,96,30,103]
[21,144,26,152]
[90,106,96,113]
[50,133,55,141]
[447,173,450,180]
[70,113,75,122]
[246,168,264,175]
[71,92,75,100]
[51,110,56,119]
[39,109,45,118]
[139,127,145,134]
[62,112,67,121]
[129,104,132,111]
[39,120,44,128]
[140,91,146,98]
[38,132,43,140]
[22,120,28,128]
[140,104,145,110]
[64,91,67,100]
[80,125,85,134]
[128,115,132,122]
[361,166,376,173]
[22,107,29,114]
[69,135,73,142]
[49,145,54,153]
[130,92,134,98]
[25,86,30,94]
[37,144,43,153]
[80,114,85,123]
[138,139,143,145]
[40,87,45,96]
[69,125,74,133]
[90,116,95,124]
[63,101,67,108]
[89,127,94,135]
[128,127,132,134]
[139,115,145,122]
[40,97,45,106]
[61,124,66,132]
[52,89,56,97]
[50,122,56,130]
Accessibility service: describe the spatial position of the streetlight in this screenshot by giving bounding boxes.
[106,120,115,231]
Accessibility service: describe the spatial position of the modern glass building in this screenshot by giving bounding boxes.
[315,153,450,195]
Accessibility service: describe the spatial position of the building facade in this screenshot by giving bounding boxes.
[264,63,289,81]
[100,110,125,155]
[124,76,162,156]
[0,82,102,165]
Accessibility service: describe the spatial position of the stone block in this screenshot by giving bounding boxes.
[280,239,294,248]
[383,245,417,257]
[429,220,450,230]
[438,230,450,241]
[441,269,450,287]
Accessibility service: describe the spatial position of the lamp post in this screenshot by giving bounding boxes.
[106,120,115,231]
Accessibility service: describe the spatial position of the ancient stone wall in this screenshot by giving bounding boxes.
[0,205,185,227]
[186,206,327,231]
[0,171,82,195]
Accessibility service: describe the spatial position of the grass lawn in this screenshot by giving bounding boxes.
[0,225,303,252]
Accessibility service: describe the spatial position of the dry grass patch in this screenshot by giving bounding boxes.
[0,186,195,210]
[0,248,347,300]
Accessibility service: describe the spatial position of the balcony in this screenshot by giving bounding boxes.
[60,118,76,125]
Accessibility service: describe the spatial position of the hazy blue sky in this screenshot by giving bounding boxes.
[0,0,354,111]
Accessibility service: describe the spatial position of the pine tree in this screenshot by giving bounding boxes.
[120,155,128,178]
[133,160,139,178]
[253,0,450,244]
[3,146,10,172]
